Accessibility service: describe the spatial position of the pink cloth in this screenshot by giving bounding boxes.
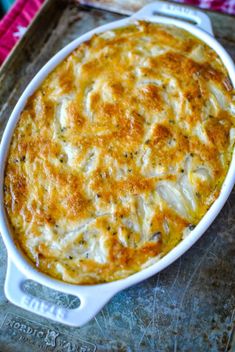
[181,0,235,14]
[0,0,44,65]
[0,0,234,66]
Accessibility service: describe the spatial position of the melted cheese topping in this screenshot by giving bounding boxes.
[4,22,235,284]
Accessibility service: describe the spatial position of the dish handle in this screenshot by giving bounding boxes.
[4,258,116,326]
[132,1,214,36]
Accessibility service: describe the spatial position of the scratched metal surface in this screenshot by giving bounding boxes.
[0,0,235,351]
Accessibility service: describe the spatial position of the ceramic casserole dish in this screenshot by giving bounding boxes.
[0,1,235,327]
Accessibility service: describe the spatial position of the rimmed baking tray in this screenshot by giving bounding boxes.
[0,0,234,350]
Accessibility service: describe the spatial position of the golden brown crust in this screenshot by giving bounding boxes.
[4,22,235,284]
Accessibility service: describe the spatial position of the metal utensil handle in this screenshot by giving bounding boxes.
[4,259,113,327]
[132,1,213,36]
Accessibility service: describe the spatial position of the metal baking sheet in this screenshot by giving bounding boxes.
[0,0,234,351]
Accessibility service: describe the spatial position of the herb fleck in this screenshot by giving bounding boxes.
[151,231,162,241]
[188,224,196,231]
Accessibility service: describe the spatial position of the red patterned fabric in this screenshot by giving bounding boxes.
[178,0,235,14]
[0,0,234,66]
[0,0,44,65]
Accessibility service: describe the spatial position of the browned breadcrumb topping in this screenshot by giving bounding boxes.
[4,22,235,284]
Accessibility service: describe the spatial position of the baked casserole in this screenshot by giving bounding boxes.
[4,22,235,284]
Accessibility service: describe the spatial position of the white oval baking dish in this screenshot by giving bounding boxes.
[0,1,235,327]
